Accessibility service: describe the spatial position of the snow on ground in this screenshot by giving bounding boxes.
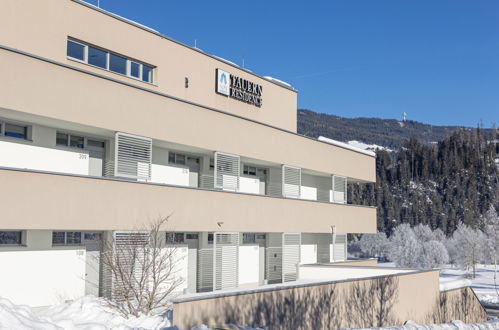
[440,264,499,306]
[347,140,393,152]
[378,262,499,306]
[356,319,499,329]
[0,296,173,330]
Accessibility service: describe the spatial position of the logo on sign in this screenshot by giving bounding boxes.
[216,69,230,96]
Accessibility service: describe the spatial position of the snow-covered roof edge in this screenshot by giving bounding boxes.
[318,136,376,157]
[71,0,297,93]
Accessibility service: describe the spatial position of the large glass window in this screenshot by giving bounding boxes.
[67,40,85,61]
[0,231,22,245]
[4,123,27,139]
[88,46,107,69]
[109,53,127,75]
[56,132,69,146]
[66,232,82,245]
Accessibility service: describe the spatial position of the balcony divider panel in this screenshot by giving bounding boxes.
[332,174,347,203]
[282,165,301,198]
[282,232,301,282]
[214,152,240,191]
[114,132,152,181]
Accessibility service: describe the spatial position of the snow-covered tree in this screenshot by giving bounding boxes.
[359,232,389,259]
[449,222,485,278]
[483,205,499,297]
[433,228,446,243]
[419,240,449,269]
[413,224,435,243]
[387,223,421,268]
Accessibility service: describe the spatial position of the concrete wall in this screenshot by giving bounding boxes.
[171,270,486,329]
[0,168,376,233]
[0,48,375,183]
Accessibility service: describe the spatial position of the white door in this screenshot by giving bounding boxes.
[84,232,102,296]
[87,140,105,177]
[186,156,200,187]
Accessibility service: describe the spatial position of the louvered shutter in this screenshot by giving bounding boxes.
[282,233,301,282]
[103,231,150,300]
[282,165,301,198]
[332,233,347,262]
[115,132,152,181]
[332,175,347,203]
[214,152,240,191]
[213,232,239,290]
[197,248,214,292]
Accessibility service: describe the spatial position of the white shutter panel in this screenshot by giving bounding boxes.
[197,248,214,292]
[213,232,239,290]
[115,132,152,181]
[332,233,347,262]
[282,233,301,282]
[282,165,301,198]
[332,175,347,203]
[214,152,240,191]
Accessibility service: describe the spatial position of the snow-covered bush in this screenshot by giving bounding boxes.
[359,232,389,259]
[447,223,485,278]
[387,224,421,268]
[483,206,499,265]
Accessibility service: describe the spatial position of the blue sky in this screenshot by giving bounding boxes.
[87,0,498,127]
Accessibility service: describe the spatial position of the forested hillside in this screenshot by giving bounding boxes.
[298,109,494,150]
[296,110,499,235]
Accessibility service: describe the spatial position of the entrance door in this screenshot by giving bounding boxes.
[84,232,102,296]
[87,140,105,177]
[186,156,200,187]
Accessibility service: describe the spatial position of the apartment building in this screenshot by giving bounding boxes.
[0,0,376,307]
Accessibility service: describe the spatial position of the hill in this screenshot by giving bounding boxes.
[297,109,494,150]
[296,109,499,235]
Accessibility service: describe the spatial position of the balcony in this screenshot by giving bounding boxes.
[0,166,376,233]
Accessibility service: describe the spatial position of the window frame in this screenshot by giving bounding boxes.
[66,38,155,84]
[56,131,105,150]
[243,164,267,177]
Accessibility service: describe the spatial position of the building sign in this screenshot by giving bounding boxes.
[216,69,263,107]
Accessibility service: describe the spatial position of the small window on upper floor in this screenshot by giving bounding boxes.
[4,123,28,139]
[168,152,186,165]
[57,132,85,149]
[0,231,23,245]
[66,38,154,84]
[0,121,29,140]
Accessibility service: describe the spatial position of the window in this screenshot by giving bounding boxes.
[56,132,69,146]
[166,232,185,244]
[208,233,214,244]
[0,231,22,245]
[130,61,140,79]
[52,231,82,245]
[186,233,198,240]
[209,158,214,170]
[109,53,127,75]
[243,165,266,176]
[168,152,186,165]
[56,131,104,150]
[243,233,256,244]
[67,40,85,61]
[4,123,28,139]
[66,39,154,83]
[142,65,153,83]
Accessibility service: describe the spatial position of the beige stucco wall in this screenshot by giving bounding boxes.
[173,271,446,329]
[0,49,375,182]
[0,0,297,132]
[172,271,486,329]
[0,168,376,233]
